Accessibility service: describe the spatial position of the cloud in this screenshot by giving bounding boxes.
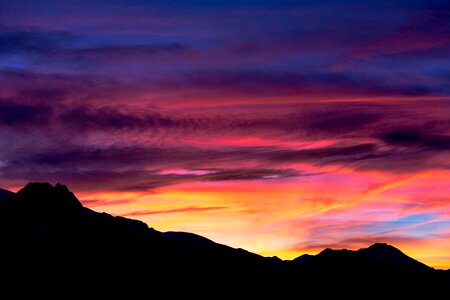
[267,143,378,162]
[122,206,226,217]
[302,111,382,135]
[81,198,136,207]
[0,101,54,128]
[381,130,450,151]
[0,30,74,54]
[155,69,441,98]
[0,150,305,191]
[71,44,188,62]
[201,168,299,181]
[25,102,386,137]
[1,135,447,192]
[59,105,178,131]
[0,4,448,185]
[5,143,378,172]
[0,69,119,104]
[0,29,189,62]
[0,95,448,191]
[0,169,189,192]
[353,11,450,58]
[292,216,447,252]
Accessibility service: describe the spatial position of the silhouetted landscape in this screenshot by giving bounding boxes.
[0,182,448,295]
[2,1,449,297]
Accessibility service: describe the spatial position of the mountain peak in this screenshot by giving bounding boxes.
[15,182,83,214]
[295,243,432,272]
[366,242,398,250]
[361,243,405,257]
[293,254,314,264]
[359,243,431,271]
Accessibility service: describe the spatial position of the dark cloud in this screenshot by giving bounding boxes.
[159,70,440,98]
[0,29,188,62]
[0,30,73,54]
[278,105,389,138]
[8,143,378,171]
[19,146,164,169]
[81,198,136,207]
[3,135,447,188]
[0,139,439,193]
[0,142,305,191]
[354,10,450,58]
[0,96,397,142]
[201,168,300,181]
[59,105,178,131]
[0,101,53,128]
[0,69,119,104]
[353,149,449,173]
[304,111,381,135]
[17,87,70,103]
[71,44,188,62]
[381,130,450,151]
[0,92,448,190]
[122,206,226,217]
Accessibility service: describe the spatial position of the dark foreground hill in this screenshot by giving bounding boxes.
[0,183,448,295]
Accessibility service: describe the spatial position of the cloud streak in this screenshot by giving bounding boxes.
[122,206,226,217]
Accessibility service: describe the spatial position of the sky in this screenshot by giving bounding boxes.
[1,0,450,268]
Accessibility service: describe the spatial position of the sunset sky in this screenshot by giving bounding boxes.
[1,0,449,268]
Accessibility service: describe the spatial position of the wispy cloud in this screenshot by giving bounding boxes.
[123,206,226,217]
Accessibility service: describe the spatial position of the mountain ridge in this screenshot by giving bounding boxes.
[1,182,436,268]
[0,182,448,294]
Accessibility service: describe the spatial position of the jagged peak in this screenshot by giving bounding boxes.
[20,182,66,193]
[15,182,83,213]
[315,244,400,256]
[317,247,352,256]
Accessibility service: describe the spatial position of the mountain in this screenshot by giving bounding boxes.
[360,243,431,271]
[0,182,286,291]
[293,253,314,264]
[294,243,431,272]
[0,182,447,295]
[0,187,13,201]
[291,243,441,291]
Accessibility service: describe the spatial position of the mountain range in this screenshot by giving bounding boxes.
[0,182,448,295]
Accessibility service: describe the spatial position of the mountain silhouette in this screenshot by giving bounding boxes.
[293,253,314,264]
[0,183,448,295]
[0,187,13,201]
[294,243,432,272]
[360,243,431,271]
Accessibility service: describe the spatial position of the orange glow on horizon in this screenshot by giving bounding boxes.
[76,168,450,269]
